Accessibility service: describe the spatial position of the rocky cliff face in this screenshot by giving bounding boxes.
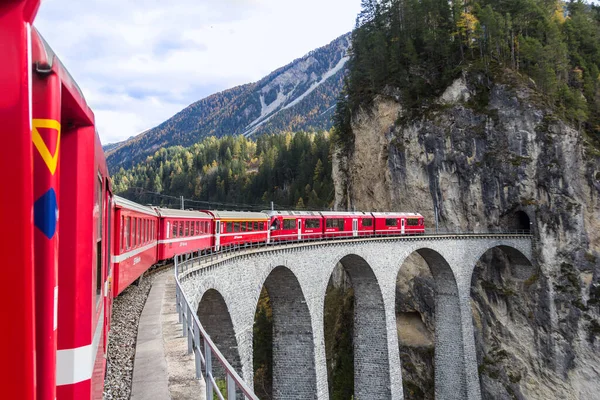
[333,71,600,399]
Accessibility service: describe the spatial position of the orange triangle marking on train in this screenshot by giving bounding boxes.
[32,119,61,175]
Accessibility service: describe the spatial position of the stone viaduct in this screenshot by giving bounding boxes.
[178,235,533,400]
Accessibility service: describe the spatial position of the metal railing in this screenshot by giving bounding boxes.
[175,255,259,400]
[173,228,532,397]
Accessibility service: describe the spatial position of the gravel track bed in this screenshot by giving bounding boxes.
[103,266,171,399]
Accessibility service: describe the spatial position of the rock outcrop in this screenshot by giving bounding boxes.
[333,71,600,399]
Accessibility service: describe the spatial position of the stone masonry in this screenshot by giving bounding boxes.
[179,235,532,400]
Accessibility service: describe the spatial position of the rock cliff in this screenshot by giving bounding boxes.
[333,71,600,399]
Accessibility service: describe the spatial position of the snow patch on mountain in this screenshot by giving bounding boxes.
[284,56,348,110]
[242,56,348,137]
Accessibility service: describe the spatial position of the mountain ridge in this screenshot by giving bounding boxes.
[106,33,350,172]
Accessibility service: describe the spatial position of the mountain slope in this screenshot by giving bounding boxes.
[106,33,350,172]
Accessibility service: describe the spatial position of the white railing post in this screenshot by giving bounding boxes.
[227,374,236,400]
[194,322,201,379]
[205,346,213,400]
[187,303,193,354]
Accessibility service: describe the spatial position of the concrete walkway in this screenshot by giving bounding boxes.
[131,270,204,400]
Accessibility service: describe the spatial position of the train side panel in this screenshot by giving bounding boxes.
[113,197,158,296]
[156,208,213,259]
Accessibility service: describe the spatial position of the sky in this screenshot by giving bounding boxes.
[35,0,362,145]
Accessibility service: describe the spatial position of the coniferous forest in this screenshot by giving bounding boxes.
[335,0,600,149]
[112,132,334,210]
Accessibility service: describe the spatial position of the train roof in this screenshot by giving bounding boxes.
[204,210,268,220]
[319,211,372,217]
[263,210,322,217]
[114,196,158,217]
[154,208,212,219]
[371,212,423,217]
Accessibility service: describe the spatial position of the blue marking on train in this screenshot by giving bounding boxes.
[34,188,58,239]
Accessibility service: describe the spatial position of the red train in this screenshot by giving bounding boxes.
[2,3,424,399]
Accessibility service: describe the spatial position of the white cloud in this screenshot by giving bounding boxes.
[34,0,362,144]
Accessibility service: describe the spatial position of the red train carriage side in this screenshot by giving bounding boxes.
[372,212,425,235]
[205,211,269,250]
[319,211,374,238]
[264,210,324,241]
[113,196,159,297]
[156,208,213,259]
[27,26,114,400]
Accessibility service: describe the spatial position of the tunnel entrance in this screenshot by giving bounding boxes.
[501,210,531,232]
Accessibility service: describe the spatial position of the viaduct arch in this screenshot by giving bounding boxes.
[180,236,533,400]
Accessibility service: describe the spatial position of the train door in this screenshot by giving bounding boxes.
[401,218,405,234]
[103,189,113,354]
[215,220,221,251]
[297,219,302,240]
[352,219,358,237]
[267,219,271,244]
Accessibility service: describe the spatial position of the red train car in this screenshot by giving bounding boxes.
[113,196,159,296]
[2,2,116,394]
[265,210,324,241]
[319,211,374,238]
[372,212,425,235]
[205,211,269,250]
[3,21,114,399]
[156,208,213,259]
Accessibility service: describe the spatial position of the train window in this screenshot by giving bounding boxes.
[179,221,184,237]
[126,217,131,249]
[252,222,257,230]
[407,218,419,226]
[133,218,137,246]
[362,218,373,227]
[173,221,178,238]
[225,222,231,233]
[144,220,147,243]
[234,222,240,232]
[185,221,189,237]
[95,175,103,304]
[195,221,199,235]
[283,219,296,230]
[385,218,397,227]
[241,222,247,232]
[137,218,141,245]
[306,219,320,228]
[120,216,125,251]
[326,219,344,229]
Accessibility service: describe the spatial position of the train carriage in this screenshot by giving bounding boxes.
[205,211,269,250]
[113,196,159,296]
[265,210,324,241]
[320,211,374,238]
[156,208,213,259]
[372,212,425,235]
